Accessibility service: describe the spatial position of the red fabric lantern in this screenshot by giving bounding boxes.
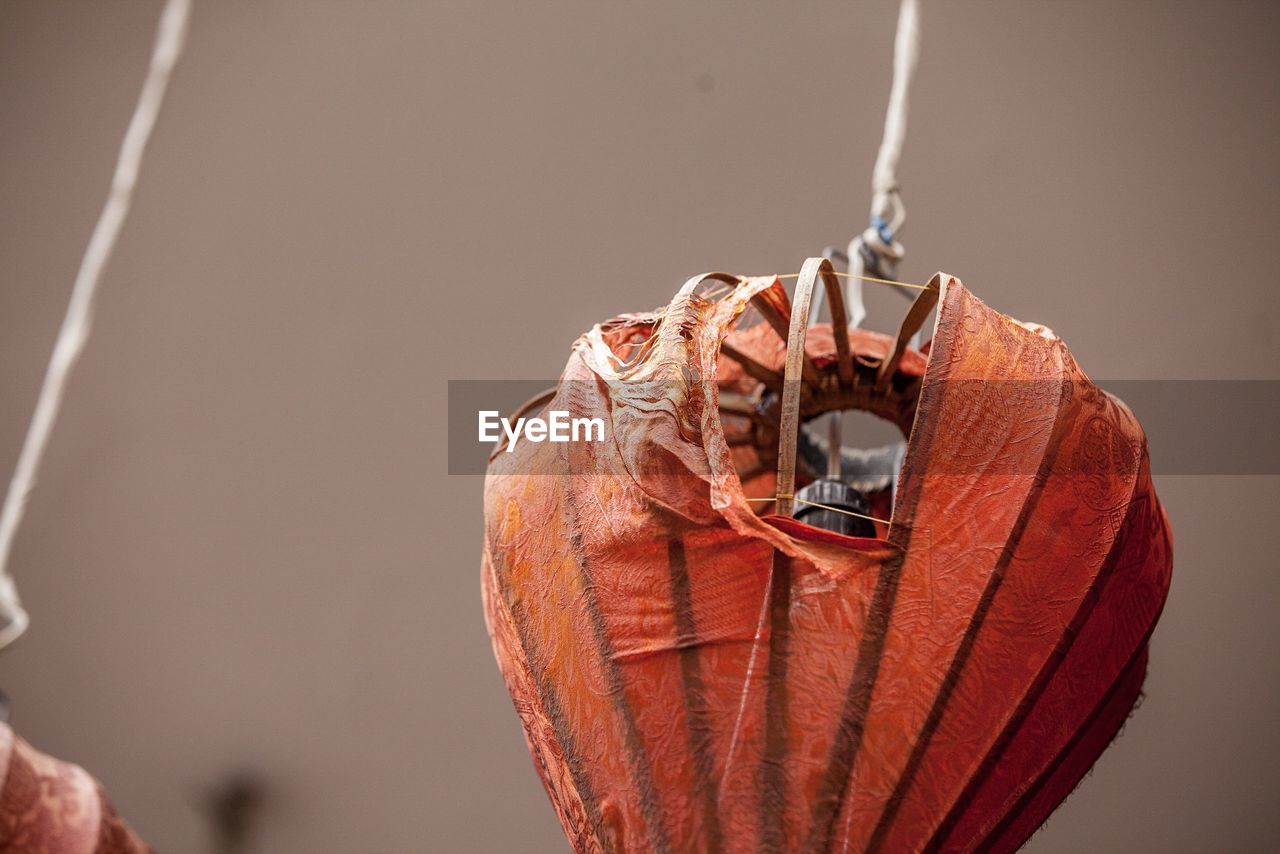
[0,723,149,853]
[482,262,1172,852]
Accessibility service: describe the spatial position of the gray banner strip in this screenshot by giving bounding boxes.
[448,379,1280,476]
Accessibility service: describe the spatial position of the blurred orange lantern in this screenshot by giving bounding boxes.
[0,722,149,852]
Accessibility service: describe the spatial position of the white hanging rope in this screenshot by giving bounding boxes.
[0,0,193,651]
[870,0,920,230]
[821,0,921,487]
[855,0,920,284]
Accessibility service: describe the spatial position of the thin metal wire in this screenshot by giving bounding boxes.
[779,271,927,290]
[694,271,928,306]
[745,495,891,527]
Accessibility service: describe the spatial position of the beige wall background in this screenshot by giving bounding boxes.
[1,1,1277,851]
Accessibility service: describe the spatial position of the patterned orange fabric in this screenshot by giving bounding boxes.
[0,723,149,853]
[482,273,1172,852]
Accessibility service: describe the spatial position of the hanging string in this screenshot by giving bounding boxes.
[866,0,920,258]
[0,0,193,651]
[801,0,923,515]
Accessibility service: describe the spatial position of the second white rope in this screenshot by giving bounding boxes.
[0,0,193,651]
